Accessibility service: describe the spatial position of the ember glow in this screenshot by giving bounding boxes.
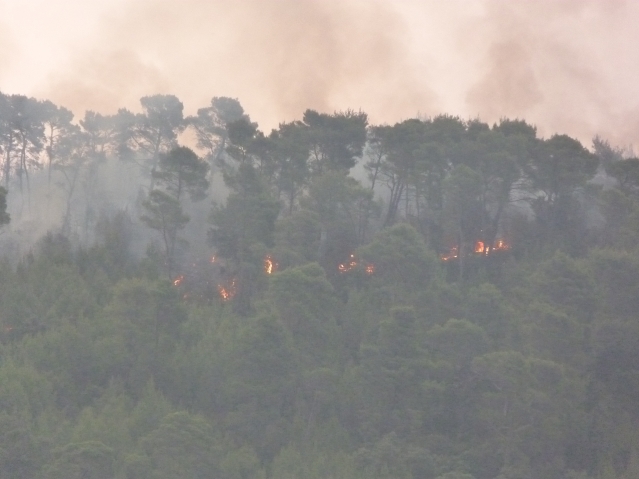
[339,253,375,275]
[441,240,510,261]
[210,255,216,263]
[264,255,277,275]
[338,254,358,273]
[173,275,185,286]
[441,246,459,262]
[218,279,237,302]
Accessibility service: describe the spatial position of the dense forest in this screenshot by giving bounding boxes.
[1,91,639,479]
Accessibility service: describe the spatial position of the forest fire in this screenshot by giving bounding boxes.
[264,255,277,274]
[218,279,236,301]
[339,253,375,275]
[338,254,358,273]
[173,275,184,286]
[441,246,459,262]
[441,239,510,261]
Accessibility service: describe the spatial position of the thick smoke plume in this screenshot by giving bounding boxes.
[1,0,638,146]
[37,0,436,129]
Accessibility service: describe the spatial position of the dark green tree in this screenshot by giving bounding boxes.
[606,157,639,194]
[301,171,373,268]
[0,94,45,209]
[442,165,483,280]
[40,99,74,185]
[187,96,248,167]
[0,185,9,226]
[303,109,368,175]
[141,190,189,279]
[269,263,341,367]
[118,95,185,188]
[141,411,219,479]
[153,146,209,202]
[142,147,208,278]
[209,163,279,313]
[270,120,311,213]
[222,315,298,461]
[45,441,115,479]
[357,307,427,440]
[526,134,598,249]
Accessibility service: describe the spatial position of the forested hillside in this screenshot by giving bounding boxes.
[1,92,639,479]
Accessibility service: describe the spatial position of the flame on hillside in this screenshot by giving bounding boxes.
[218,279,237,301]
[264,255,277,274]
[441,246,459,262]
[173,275,184,286]
[339,253,375,275]
[441,239,510,261]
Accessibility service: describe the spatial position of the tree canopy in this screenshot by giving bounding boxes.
[1,88,638,479]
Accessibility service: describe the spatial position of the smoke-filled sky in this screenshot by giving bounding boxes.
[1,0,638,148]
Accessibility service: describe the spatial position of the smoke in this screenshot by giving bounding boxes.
[37,0,437,127]
[464,0,639,144]
[0,0,637,145]
[467,41,544,119]
[45,50,170,115]
[0,25,15,84]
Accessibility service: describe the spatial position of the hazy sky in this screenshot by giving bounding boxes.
[1,0,638,148]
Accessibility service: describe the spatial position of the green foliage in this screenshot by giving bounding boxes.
[358,223,438,294]
[141,411,219,479]
[302,109,368,174]
[0,186,9,226]
[426,319,490,368]
[357,307,429,440]
[270,263,336,327]
[1,99,639,479]
[222,315,298,461]
[209,163,280,264]
[272,444,362,479]
[533,251,596,323]
[273,209,322,267]
[0,412,47,479]
[0,361,54,421]
[45,441,115,479]
[153,146,209,201]
[270,263,342,367]
[141,189,190,278]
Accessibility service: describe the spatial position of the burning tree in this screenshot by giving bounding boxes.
[141,146,209,279]
[442,165,483,280]
[209,162,280,314]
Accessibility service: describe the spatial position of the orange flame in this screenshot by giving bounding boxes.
[173,275,184,286]
[264,255,277,274]
[441,246,459,262]
[218,279,237,301]
[338,254,358,273]
[441,239,510,261]
[210,255,217,263]
[338,253,375,275]
[493,239,509,251]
